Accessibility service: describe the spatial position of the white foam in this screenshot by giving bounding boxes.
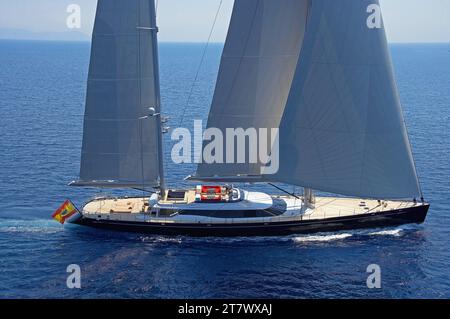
[0,219,63,234]
[368,228,403,237]
[140,236,183,244]
[293,233,352,243]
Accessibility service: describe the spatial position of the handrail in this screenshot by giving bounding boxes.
[85,198,417,226]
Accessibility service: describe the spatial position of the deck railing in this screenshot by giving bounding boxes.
[87,199,416,225]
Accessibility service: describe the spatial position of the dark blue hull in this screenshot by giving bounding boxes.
[75,204,429,237]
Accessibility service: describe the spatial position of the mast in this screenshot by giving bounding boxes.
[148,0,166,196]
[304,188,315,208]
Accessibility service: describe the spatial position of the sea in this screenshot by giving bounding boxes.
[0,40,449,298]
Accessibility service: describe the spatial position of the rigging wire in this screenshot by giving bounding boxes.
[293,185,299,209]
[401,102,424,201]
[178,0,224,128]
[133,188,157,194]
[268,183,301,200]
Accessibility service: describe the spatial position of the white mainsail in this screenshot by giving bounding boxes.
[72,0,163,188]
[275,0,421,199]
[192,0,310,181]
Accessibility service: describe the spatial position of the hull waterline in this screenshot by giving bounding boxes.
[73,204,429,237]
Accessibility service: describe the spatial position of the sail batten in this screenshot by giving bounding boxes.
[74,0,161,188]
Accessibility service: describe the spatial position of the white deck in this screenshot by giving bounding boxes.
[81,191,423,224]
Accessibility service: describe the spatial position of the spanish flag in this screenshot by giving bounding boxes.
[52,200,80,224]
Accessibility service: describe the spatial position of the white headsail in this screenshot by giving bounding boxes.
[72,0,162,188]
[275,0,421,199]
[192,0,310,182]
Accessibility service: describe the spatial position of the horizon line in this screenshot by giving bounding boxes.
[1,38,450,45]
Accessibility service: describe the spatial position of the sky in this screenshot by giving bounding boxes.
[0,0,449,43]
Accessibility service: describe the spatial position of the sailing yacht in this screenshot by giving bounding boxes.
[65,0,429,236]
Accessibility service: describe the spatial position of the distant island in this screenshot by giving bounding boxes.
[0,28,90,42]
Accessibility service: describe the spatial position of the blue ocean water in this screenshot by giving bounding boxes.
[0,40,449,298]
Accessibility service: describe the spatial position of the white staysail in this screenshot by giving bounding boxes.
[192,0,310,182]
[275,0,421,199]
[72,0,163,188]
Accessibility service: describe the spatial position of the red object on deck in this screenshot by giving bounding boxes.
[200,194,222,201]
[201,186,222,194]
[198,185,225,202]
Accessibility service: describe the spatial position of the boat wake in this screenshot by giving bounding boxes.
[291,225,417,244]
[0,216,417,244]
[0,218,63,234]
[134,225,417,246]
[367,229,403,237]
[293,233,353,243]
[139,236,183,244]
